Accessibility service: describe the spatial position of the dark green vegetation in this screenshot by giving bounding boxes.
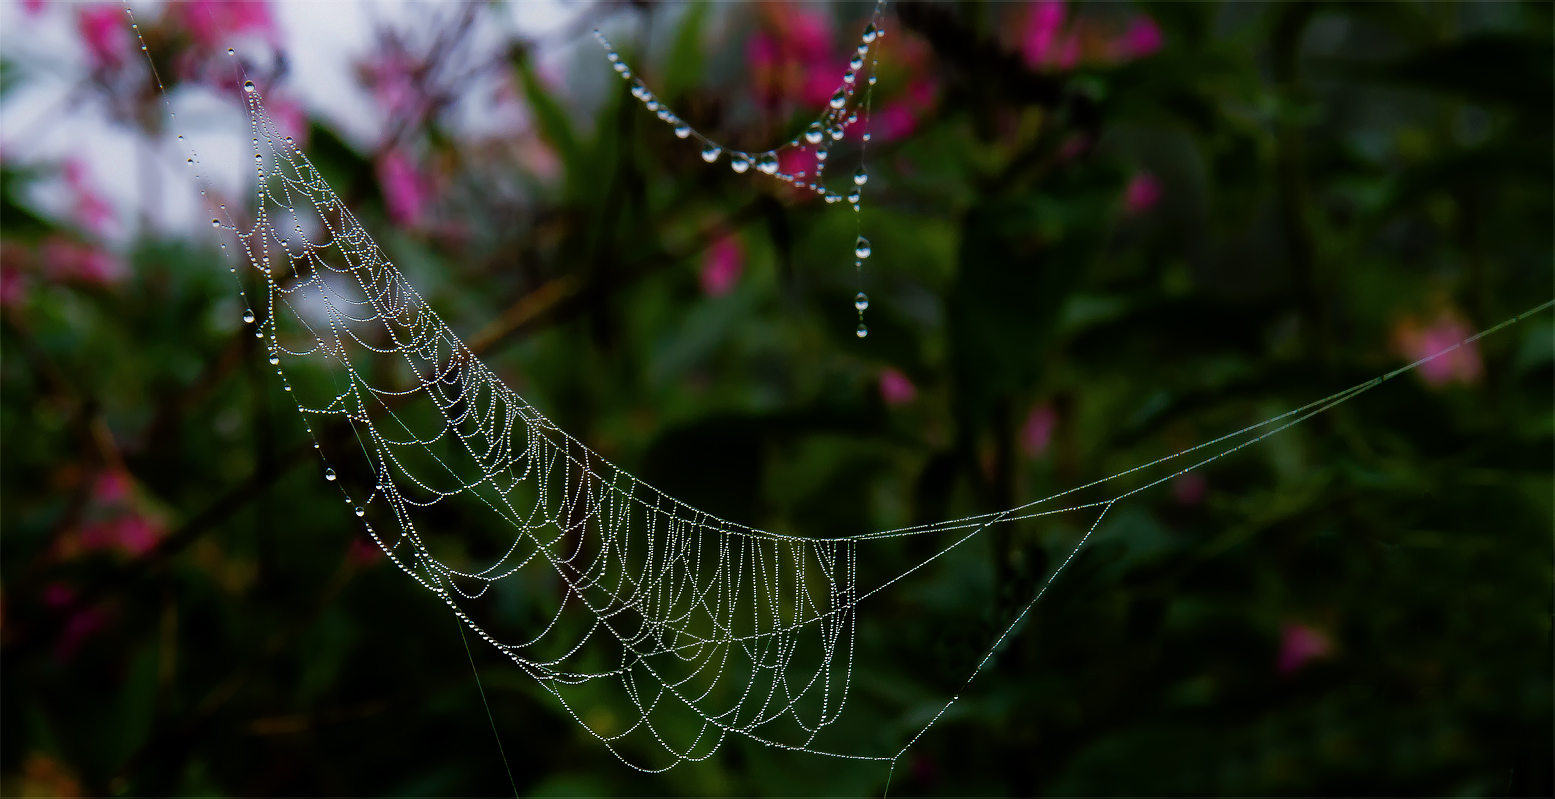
[2,2,1550,795]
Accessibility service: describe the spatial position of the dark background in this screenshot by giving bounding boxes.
[2,1,1551,795]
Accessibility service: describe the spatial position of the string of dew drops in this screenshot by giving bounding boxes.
[592,7,885,337]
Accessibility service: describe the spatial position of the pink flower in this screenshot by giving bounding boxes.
[1110,16,1164,62]
[1021,0,1068,68]
[1392,311,1483,388]
[376,150,432,227]
[866,80,938,143]
[879,369,918,406]
[63,159,117,237]
[173,0,278,48]
[41,239,125,286]
[699,235,744,297]
[77,5,130,71]
[79,514,162,557]
[22,0,46,16]
[1277,622,1333,674]
[362,53,429,126]
[92,469,132,504]
[1171,472,1206,506]
[748,5,840,109]
[1020,403,1057,457]
[55,606,112,661]
[1,261,30,308]
[1123,172,1162,214]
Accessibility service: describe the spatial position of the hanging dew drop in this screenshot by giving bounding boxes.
[830,125,844,141]
[606,50,619,63]
[243,80,255,93]
[862,22,879,44]
[756,152,779,175]
[863,132,873,142]
[674,122,691,138]
[854,167,869,186]
[730,153,752,173]
[847,187,861,204]
[211,218,220,227]
[645,100,659,112]
[805,123,824,144]
[855,236,872,259]
[325,468,337,481]
[868,75,877,86]
[242,309,255,324]
[354,506,365,517]
[855,292,869,311]
[850,55,864,70]
[830,89,847,109]
[844,70,856,84]
[227,47,235,55]
[269,356,280,365]
[701,145,721,163]
[816,148,828,162]
[856,323,869,338]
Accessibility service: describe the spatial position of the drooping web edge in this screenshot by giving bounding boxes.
[122,3,1555,779]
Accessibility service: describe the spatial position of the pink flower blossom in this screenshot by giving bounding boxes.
[1277,622,1333,674]
[879,369,918,406]
[1110,16,1164,62]
[41,239,124,286]
[748,5,840,109]
[1021,403,1057,457]
[362,53,429,126]
[1124,172,1162,214]
[79,514,162,557]
[1392,311,1483,388]
[865,80,938,143]
[63,159,117,237]
[22,0,46,16]
[55,606,112,661]
[1021,1,1068,68]
[77,5,130,71]
[1172,472,1206,506]
[92,469,133,504]
[699,235,744,297]
[172,0,278,48]
[376,150,433,228]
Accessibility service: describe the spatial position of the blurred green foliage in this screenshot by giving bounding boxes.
[2,1,1551,796]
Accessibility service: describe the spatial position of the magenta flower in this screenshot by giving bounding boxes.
[748,5,840,109]
[1277,622,1333,674]
[173,0,278,48]
[41,239,125,286]
[77,5,130,71]
[1392,311,1484,388]
[22,0,45,16]
[1110,16,1164,62]
[1123,171,1162,215]
[1021,402,1057,457]
[879,369,918,406]
[1021,0,1068,69]
[699,235,744,297]
[362,53,430,127]
[376,150,432,228]
[63,159,117,237]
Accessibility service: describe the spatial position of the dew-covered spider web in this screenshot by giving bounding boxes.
[128,4,1553,776]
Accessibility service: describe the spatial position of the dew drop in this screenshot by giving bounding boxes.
[854,167,869,186]
[844,70,856,84]
[645,99,659,111]
[730,153,752,173]
[325,468,337,481]
[830,125,844,141]
[227,47,235,55]
[187,158,194,164]
[847,187,861,204]
[816,147,829,162]
[862,22,879,44]
[674,122,691,139]
[856,323,869,338]
[242,308,255,324]
[656,108,672,121]
[701,145,721,163]
[269,355,280,365]
[863,132,872,142]
[756,152,779,175]
[850,55,864,70]
[630,81,647,99]
[855,292,869,311]
[830,89,847,110]
[354,506,365,517]
[614,62,628,73]
[847,112,858,125]
[857,43,870,56]
[285,136,293,144]
[855,236,872,259]
[283,383,291,389]
[805,123,824,145]
[212,218,221,227]
[243,80,255,93]
[606,50,620,63]
[824,192,841,203]
[868,75,877,86]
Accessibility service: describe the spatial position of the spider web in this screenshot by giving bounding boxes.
[128,4,1552,776]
